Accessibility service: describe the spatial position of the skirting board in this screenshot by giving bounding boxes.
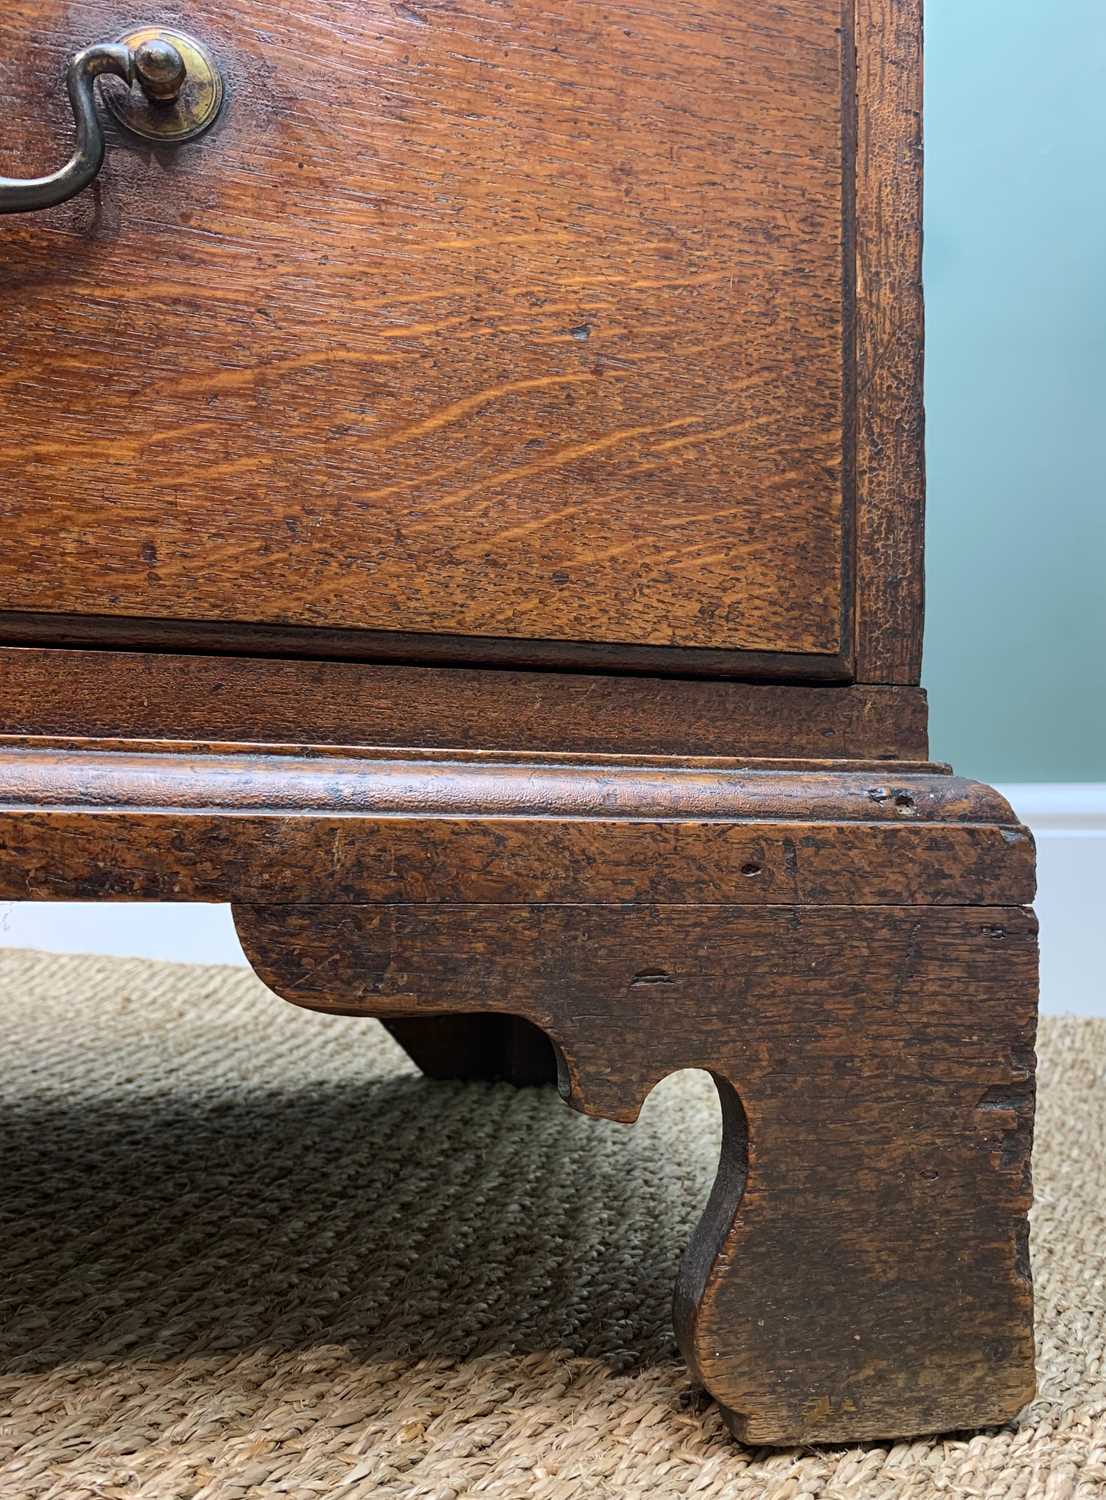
[0,782,1102,1017]
[997,782,1105,1019]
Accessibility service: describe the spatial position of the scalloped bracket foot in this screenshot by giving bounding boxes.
[236,899,1038,1446]
[0,749,1039,1444]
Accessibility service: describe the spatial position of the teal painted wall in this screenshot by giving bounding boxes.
[923,0,1106,781]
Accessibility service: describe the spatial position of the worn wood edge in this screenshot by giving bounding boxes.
[233,899,1038,1445]
[0,648,929,760]
[852,0,926,682]
[0,813,1034,907]
[0,745,1032,905]
[673,1025,1035,1443]
[0,744,1018,825]
[684,905,1037,1444]
[0,734,948,776]
[0,611,852,683]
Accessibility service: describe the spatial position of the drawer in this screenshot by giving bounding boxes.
[0,1,920,679]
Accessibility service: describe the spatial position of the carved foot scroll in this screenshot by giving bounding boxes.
[236,901,1037,1446]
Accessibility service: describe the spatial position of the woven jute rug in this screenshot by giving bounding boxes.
[0,949,1103,1499]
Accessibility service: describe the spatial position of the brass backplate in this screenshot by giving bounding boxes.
[105,26,223,143]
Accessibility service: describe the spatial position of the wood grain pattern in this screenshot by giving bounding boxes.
[1,0,850,664]
[0,648,929,759]
[0,610,851,683]
[0,745,1005,821]
[853,0,926,680]
[0,806,1031,908]
[236,900,1038,1444]
[0,745,1033,908]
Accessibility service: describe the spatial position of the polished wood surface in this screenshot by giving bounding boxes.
[2,0,851,666]
[0,744,1032,908]
[0,648,929,759]
[0,746,997,821]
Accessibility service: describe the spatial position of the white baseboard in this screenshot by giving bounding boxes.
[996,782,1106,834]
[0,900,246,969]
[995,784,1105,1018]
[2,783,1103,1016]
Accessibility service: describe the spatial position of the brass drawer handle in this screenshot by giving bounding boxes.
[0,27,223,216]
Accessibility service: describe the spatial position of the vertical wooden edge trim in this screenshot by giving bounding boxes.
[840,0,859,678]
[853,0,926,683]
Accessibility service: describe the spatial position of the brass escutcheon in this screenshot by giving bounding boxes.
[102,26,224,143]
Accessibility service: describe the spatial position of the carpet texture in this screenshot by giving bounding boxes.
[0,948,1103,1499]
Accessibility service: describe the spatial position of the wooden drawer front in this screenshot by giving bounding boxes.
[3,0,850,665]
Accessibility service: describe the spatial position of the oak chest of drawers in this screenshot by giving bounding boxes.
[0,0,1037,1446]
